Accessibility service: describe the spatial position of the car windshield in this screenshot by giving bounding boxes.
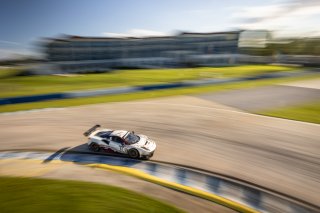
[95,131,112,138]
[125,132,140,144]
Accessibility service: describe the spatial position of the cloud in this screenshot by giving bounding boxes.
[230,0,320,37]
[102,29,169,38]
[0,47,40,60]
[0,40,21,46]
[231,0,320,22]
[0,48,23,59]
[101,32,129,37]
[0,40,36,59]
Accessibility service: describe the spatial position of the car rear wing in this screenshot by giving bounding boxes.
[83,124,101,137]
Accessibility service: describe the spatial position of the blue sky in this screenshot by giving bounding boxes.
[1,0,319,58]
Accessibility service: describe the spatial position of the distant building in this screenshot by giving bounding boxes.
[41,31,242,73]
[238,30,271,48]
[36,30,320,74]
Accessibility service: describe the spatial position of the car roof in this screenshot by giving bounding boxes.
[110,130,129,138]
[93,129,130,138]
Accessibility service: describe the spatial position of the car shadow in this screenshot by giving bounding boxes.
[42,147,70,164]
[65,143,127,157]
[42,143,142,167]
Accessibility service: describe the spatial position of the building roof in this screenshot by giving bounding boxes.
[179,30,242,36]
[44,30,243,43]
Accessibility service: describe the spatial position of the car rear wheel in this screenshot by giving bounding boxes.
[128,149,139,159]
[89,143,100,152]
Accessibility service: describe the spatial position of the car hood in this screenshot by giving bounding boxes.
[133,135,156,151]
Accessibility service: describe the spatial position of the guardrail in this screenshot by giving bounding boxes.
[0,150,318,213]
[0,69,318,106]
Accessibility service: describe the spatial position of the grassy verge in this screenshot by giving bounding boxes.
[1,74,319,113]
[259,101,320,124]
[0,176,184,213]
[0,65,297,98]
[0,67,24,78]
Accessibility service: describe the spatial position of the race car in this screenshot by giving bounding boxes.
[83,125,156,159]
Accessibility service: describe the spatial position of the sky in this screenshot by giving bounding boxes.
[0,0,319,59]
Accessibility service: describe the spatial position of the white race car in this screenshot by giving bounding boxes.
[84,125,156,159]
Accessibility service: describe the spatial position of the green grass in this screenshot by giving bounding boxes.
[0,67,23,78]
[0,65,297,98]
[0,176,184,213]
[259,101,320,124]
[1,73,319,113]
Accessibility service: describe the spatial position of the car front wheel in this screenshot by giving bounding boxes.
[128,149,139,159]
[89,143,100,152]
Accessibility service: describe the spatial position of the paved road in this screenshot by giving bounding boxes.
[0,96,319,206]
[281,78,320,90]
[196,85,320,112]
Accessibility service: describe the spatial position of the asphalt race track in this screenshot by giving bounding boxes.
[0,96,319,207]
[196,85,320,112]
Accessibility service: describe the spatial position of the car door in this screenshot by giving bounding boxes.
[96,134,110,149]
[109,136,125,153]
